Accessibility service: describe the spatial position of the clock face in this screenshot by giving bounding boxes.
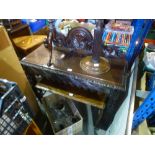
[66,27,93,51]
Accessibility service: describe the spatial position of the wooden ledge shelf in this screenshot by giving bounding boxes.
[36,82,106,109]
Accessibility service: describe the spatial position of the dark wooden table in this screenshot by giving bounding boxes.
[21,45,128,109]
[21,44,130,131]
[22,45,128,89]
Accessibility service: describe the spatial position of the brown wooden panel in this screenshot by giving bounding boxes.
[0,26,39,114]
[0,27,10,51]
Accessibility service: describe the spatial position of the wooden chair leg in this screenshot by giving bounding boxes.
[24,120,42,135]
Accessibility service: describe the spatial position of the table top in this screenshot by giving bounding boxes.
[22,45,128,90]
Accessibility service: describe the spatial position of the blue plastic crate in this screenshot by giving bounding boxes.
[21,19,46,33]
[21,19,28,24]
[29,19,46,33]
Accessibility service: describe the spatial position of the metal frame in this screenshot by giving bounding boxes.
[126,19,153,66]
[132,88,155,129]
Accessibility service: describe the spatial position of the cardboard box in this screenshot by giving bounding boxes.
[42,92,83,135]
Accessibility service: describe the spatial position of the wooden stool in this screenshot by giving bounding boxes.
[13,35,47,56]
